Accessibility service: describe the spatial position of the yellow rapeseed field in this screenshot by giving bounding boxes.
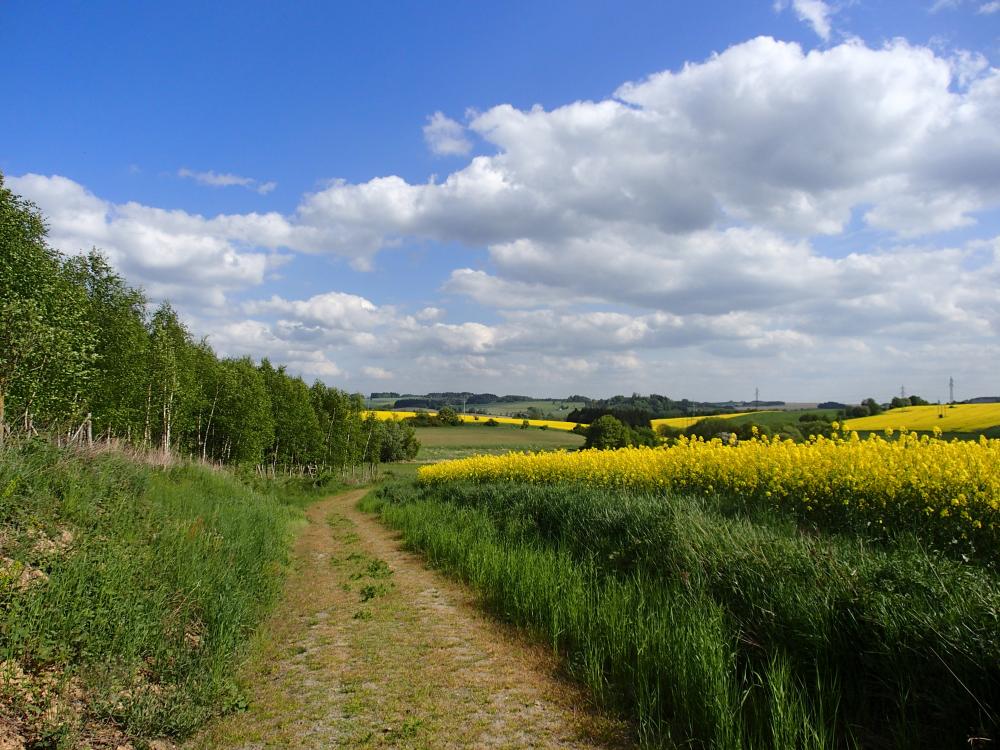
[366,410,419,420]
[454,414,581,430]
[419,429,1000,559]
[843,403,1000,432]
[650,411,771,430]
[364,410,582,431]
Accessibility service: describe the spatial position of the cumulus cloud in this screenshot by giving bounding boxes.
[10,34,1000,398]
[178,167,277,195]
[292,37,1000,258]
[422,111,473,156]
[20,39,1000,272]
[8,173,289,307]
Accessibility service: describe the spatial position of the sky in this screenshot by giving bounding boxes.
[2,0,999,402]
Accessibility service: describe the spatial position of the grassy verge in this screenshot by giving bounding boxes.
[0,439,322,748]
[363,480,1000,749]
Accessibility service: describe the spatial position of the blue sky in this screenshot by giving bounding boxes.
[3,1,999,401]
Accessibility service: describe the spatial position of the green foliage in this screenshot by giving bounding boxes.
[584,415,632,449]
[212,358,274,464]
[684,417,738,441]
[260,359,323,467]
[63,251,149,438]
[436,406,463,426]
[655,423,683,439]
[378,418,420,462]
[0,174,414,475]
[862,397,883,415]
[0,175,94,432]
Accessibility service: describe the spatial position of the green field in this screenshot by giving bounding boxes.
[412,423,584,461]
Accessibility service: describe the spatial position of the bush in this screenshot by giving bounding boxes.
[655,423,683,440]
[483,418,499,427]
[437,406,463,426]
[684,418,737,441]
[585,415,632,449]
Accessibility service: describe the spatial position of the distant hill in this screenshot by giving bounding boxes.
[965,396,1000,404]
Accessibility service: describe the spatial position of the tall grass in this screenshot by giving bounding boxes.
[363,480,1000,748]
[0,439,313,745]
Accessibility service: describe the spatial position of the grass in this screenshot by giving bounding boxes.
[363,479,1000,749]
[0,439,320,747]
[412,423,584,461]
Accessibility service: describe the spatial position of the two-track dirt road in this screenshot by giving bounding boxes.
[187,489,632,750]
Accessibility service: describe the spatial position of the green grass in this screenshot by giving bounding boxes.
[363,480,1000,749]
[413,424,584,461]
[0,439,320,747]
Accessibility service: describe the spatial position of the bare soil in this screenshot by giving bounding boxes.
[187,489,632,749]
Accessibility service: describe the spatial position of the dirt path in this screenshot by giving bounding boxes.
[187,489,632,749]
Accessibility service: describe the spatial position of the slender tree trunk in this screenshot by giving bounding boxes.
[162,385,174,457]
[202,384,219,461]
[143,382,152,449]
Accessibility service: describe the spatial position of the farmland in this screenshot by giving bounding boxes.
[362,432,1000,748]
[366,409,583,431]
[470,399,586,419]
[843,403,1000,433]
[412,423,584,461]
[651,411,766,430]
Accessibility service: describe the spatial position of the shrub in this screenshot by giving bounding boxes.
[585,415,631,449]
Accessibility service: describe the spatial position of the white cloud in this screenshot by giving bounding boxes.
[776,0,835,40]
[423,112,473,156]
[362,366,393,380]
[416,306,445,321]
[931,0,1000,11]
[9,34,1000,399]
[23,39,1000,275]
[178,168,277,195]
[291,37,1000,260]
[8,173,289,307]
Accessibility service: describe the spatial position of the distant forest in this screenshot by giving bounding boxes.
[0,173,417,475]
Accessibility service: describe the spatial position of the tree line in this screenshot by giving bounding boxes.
[0,173,417,475]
